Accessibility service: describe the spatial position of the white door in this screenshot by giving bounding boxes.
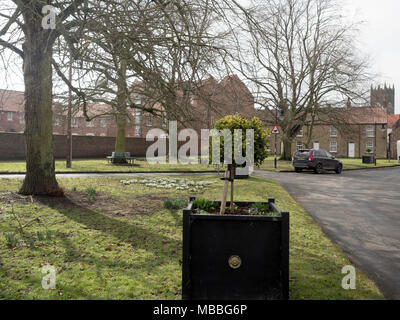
[348,142,355,158]
[313,142,319,150]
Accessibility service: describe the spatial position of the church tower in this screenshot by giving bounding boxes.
[370,84,395,114]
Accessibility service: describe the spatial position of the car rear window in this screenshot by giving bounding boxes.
[295,150,310,157]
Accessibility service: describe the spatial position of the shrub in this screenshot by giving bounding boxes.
[210,115,270,167]
[86,188,97,202]
[193,199,218,211]
[5,233,19,248]
[163,199,188,210]
[209,114,270,214]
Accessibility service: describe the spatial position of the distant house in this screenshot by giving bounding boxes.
[389,115,400,159]
[258,106,389,159]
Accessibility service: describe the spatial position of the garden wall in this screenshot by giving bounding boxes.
[0,132,199,160]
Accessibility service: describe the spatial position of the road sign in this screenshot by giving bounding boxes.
[271,125,280,135]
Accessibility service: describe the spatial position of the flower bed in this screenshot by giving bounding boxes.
[120,178,215,192]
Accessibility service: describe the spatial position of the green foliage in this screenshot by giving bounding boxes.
[193,198,218,212]
[163,199,188,210]
[46,230,52,241]
[86,187,97,202]
[36,231,45,241]
[249,203,279,216]
[71,186,77,192]
[4,233,19,248]
[210,114,270,167]
[365,148,372,153]
[26,238,35,249]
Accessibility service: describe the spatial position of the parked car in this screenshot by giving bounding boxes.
[292,149,343,174]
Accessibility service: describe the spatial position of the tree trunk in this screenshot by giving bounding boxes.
[115,112,127,153]
[19,19,63,196]
[281,138,293,161]
[113,62,128,164]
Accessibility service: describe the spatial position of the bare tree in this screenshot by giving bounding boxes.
[231,0,370,159]
[0,0,89,195]
[52,0,227,157]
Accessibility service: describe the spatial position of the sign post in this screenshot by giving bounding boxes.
[271,125,280,169]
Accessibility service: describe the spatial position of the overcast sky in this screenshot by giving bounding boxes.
[344,0,400,113]
[1,0,399,114]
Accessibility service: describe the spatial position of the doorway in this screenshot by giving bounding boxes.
[348,142,355,158]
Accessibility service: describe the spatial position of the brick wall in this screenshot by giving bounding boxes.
[0,132,202,161]
[0,133,163,160]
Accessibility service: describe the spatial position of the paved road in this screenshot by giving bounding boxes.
[254,167,400,300]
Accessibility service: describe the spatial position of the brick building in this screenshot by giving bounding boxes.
[388,114,400,159]
[0,75,255,139]
[259,106,389,159]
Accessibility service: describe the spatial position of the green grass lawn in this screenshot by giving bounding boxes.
[0,176,383,299]
[0,158,219,173]
[257,158,399,172]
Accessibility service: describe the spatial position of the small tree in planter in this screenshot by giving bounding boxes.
[211,115,269,214]
[182,115,289,300]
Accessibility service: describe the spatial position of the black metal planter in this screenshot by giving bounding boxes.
[182,197,289,300]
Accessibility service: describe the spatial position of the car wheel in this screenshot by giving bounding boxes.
[335,164,342,174]
[295,168,302,173]
[314,163,323,174]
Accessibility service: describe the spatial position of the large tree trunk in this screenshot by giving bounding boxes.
[281,137,293,161]
[19,15,63,196]
[114,63,128,162]
[115,112,127,153]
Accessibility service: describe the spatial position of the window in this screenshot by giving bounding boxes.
[146,115,152,127]
[86,120,94,127]
[72,118,78,127]
[330,126,338,137]
[134,126,141,137]
[366,141,374,153]
[133,109,141,125]
[366,126,374,137]
[134,94,142,105]
[134,115,141,125]
[85,133,95,136]
[100,119,107,127]
[297,128,303,137]
[53,117,60,126]
[7,112,13,121]
[296,141,303,151]
[100,133,106,137]
[19,113,25,124]
[330,141,337,153]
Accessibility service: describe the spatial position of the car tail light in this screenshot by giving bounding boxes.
[308,151,314,162]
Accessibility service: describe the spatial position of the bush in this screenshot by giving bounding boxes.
[193,199,218,211]
[210,114,270,167]
[163,199,188,210]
